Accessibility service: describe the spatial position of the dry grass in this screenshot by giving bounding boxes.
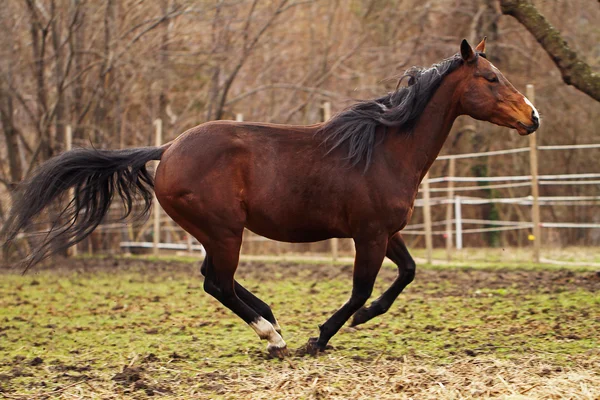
[219,355,600,400]
[2,354,598,399]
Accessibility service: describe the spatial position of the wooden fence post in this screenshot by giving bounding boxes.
[323,102,339,261]
[527,84,541,263]
[66,125,78,257]
[186,234,193,253]
[445,158,455,261]
[153,119,163,256]
[422,172,433,264]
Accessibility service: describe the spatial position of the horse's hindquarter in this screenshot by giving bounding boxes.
[155,122,253,239]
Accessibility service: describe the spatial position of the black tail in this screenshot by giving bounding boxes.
[1,146,165,270]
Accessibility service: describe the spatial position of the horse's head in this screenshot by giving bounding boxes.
[455,38,540,135]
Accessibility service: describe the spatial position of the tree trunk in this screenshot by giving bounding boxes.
[51,4,66,153]
[158,0,171,135]
[0,85,23,185]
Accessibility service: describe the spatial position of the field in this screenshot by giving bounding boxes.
[0,256,599,399]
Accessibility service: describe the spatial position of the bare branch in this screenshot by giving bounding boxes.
[500,0,600,102]
[214,0,314,120]
[226,84,342,106]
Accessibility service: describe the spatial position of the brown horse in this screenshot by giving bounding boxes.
[2,38,539,357]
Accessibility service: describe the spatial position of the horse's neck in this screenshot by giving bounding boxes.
[387,77,461,182]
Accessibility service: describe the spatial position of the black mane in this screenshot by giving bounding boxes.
[318,53,465,169]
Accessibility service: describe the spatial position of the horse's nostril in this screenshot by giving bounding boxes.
[531,111,539,126]
[531,110,540,128]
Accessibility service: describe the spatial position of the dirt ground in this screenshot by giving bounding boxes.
[5,255,600,292]
[0,257,599,399]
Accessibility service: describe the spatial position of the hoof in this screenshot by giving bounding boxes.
[350,306,371,327]
[306,337,327,356]
[267,345,289,359]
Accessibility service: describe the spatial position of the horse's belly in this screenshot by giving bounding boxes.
[244,208,349,243]
[245,225,341,243]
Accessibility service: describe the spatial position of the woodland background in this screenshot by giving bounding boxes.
[0,0,598,252]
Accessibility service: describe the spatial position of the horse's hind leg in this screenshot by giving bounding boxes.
[234,282,282,333]
[156,193,285,356]
[200,257,282,333]
[350,233,416,327]
[203,235,288,358]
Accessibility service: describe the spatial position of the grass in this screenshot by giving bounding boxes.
[0,257,599,399]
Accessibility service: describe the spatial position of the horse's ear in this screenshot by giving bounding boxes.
[475,36,487,53]
[460,39,475,62]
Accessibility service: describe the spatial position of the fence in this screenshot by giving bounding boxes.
[11,85,599,265]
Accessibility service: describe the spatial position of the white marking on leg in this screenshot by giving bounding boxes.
[523,96,540,122]
[272,319,281,333]
[250,317,286,349]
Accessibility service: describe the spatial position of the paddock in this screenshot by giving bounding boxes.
[1,255,598,399]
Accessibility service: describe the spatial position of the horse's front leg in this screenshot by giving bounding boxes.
[306,235,387,354]
[351,232,416,327]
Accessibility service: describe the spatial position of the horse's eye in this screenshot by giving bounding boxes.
[486,75,499,83]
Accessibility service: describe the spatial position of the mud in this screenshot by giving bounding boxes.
[2,256,598,295]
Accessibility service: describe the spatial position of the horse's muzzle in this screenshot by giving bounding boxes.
[518,112,539,135]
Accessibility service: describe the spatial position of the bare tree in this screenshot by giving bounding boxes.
[499,0,600,102]
[0,0,598,251]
